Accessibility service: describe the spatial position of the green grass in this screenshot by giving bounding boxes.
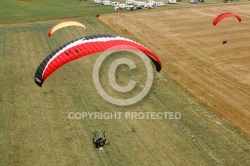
[0,1,250,166]
[0,0,117,23]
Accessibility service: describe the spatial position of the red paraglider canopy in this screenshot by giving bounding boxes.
[213,12,241,26]
[34,34,162,87]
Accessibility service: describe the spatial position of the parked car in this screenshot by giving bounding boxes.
[133,5,142,9]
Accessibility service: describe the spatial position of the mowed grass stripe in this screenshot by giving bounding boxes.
[1,30,24,165]
[140,81,216,165]
[18,27,43,165]
[21,27,57,165]
[14,28,29,166]
[141,97,197,165]
[2,28,28,165]
[0,31,11,166]
[22,27,47,165]
[123,100,181,164]
[101,119,143,166]
[26,26,51,164]
[33,26,77,165]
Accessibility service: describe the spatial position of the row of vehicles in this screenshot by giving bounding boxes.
[93,0,166,10]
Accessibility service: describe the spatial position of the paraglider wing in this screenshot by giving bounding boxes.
[34,34,162,87]
[213,12,241,26]
[47,20,87,37]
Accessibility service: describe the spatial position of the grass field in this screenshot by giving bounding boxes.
[0,0,250,166]
[0,0,121,23]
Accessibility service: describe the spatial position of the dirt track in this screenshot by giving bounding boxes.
[99,4,250,136]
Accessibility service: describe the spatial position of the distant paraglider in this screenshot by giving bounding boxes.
[213,13,241,44]
[213,12,241,26]
[47,20,87,37]
[34,34,162,87]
